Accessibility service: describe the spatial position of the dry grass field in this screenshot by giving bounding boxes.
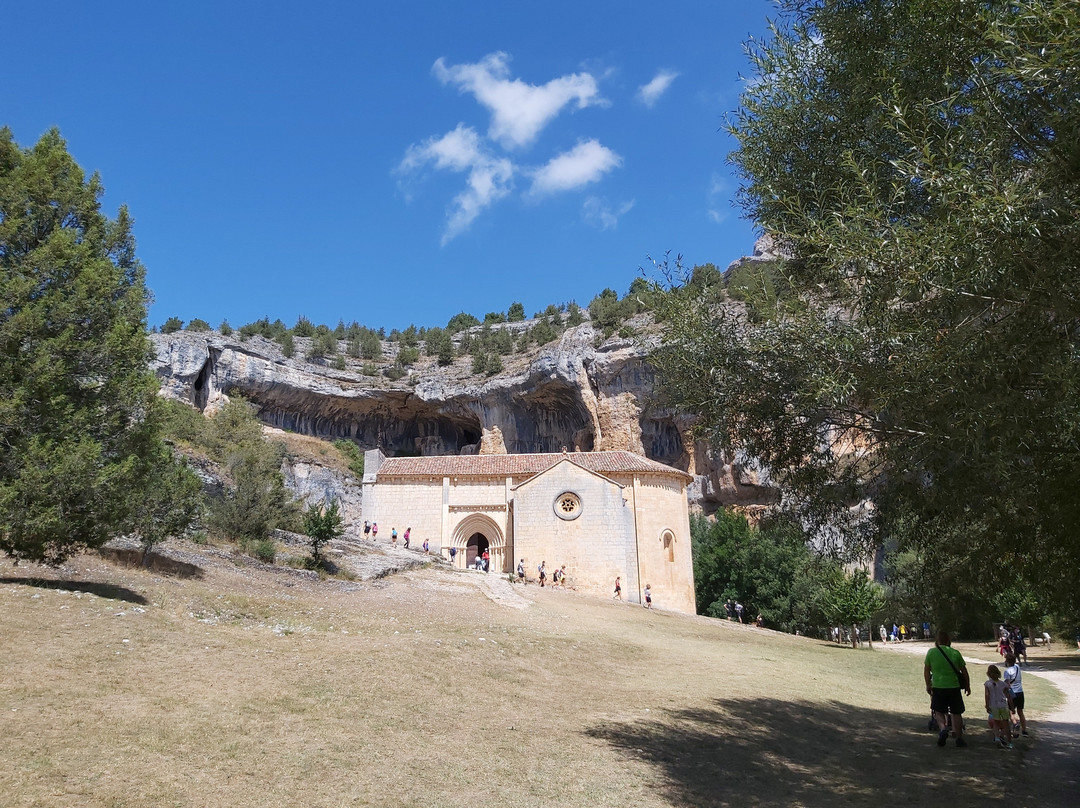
[0,541,1072,808]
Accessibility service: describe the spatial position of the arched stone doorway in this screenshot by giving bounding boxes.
[465,532,489,570]
[451,512,506,573]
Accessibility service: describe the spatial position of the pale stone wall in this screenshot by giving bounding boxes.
[366,477,443,550]
[624,474,696,614]
[511,462,639,602]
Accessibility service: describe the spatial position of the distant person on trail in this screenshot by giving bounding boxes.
[724,599,735,620]
[923,621,931,640]
[1003,653,1028,737]
[559,565,567,587]
[363,520,371,538]
[900,624,907,642]
[371,523,378,540]
[482,549,490,572]
[403,527,410,549]
[422,538,429,554]
[735,601,745,623]
[643,584,652,609]
[925,630,971,747]
[538,561,546,587]
[879,624,888,644]
[1010,628,1028,665]
[449,546,457,565]
[613,576,622,600]
[891,623,899,642]
[517,559,527,585]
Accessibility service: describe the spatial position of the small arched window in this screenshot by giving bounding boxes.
[661,530,675,562]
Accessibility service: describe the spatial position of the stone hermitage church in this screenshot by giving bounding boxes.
[362,449,697,614]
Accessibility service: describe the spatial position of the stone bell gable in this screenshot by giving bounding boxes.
[363,449,696,614]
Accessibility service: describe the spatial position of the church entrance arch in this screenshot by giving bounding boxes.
[465,533,489,569]
[451,512,505,573]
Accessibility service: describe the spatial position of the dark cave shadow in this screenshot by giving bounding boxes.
[0,576,150,605]
[97,547,205,579]
[584,696,1074,808]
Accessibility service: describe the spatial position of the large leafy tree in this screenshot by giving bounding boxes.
[0,127,197,563]
[657,1,1080,619]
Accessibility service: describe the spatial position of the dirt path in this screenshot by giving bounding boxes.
[882,641,1080,792]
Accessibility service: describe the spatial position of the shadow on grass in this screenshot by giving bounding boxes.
[97,547,204,579]
[0,576,149,605]
[585,696,1063,807]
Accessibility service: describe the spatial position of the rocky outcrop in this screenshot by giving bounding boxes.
[151,308,778,512]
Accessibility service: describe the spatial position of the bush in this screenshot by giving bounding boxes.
[185,318,211,332]
[280,332,295,358]
[332,355,346,370]
[293,316,315,337]
[252,539,276,563]
[384,362,407,381]
[162,317,184,334]
[362,362,378,376]
[219,320,233,335]
[397,346,420,365]
[303,500,343,564]
[507,302,525,322]
[333,440,365,477]
[446,312,480,333]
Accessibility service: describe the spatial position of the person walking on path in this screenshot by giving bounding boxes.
[448,545,456,565]
[538,561,546,587]
[613,576,622,600]
[482,549,490,572]
[643,584,653,609]
[925,630,971,747]
[391,528,397,545]
[559,565,567,588]
[725,599,735,620]
[422,538,429,554]
[1003,653,1029,737]
[517,559,527,585]
[735,601,745,623]
[364,520,371,539]
[985,664,1015,748]
[403,527,410,549]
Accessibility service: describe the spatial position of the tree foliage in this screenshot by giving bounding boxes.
[658,0,1080,621]
[0,127,198,563]
[821,568,887,648]
[303,499,343,564]
[691,511,834,633]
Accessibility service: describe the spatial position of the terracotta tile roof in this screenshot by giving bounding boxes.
[377,450,690,480]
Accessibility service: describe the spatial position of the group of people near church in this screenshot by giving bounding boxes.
[363,521,429,554]
[519,559,568,588]
[924,630,1029,750]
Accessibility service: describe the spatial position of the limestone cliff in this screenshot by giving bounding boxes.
[151,316,776,512]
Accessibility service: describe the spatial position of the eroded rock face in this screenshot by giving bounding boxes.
[150,315,777,511]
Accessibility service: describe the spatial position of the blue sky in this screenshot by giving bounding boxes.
[3,1,774,332]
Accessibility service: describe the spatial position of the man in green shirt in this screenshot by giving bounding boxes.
[924,630,971,747]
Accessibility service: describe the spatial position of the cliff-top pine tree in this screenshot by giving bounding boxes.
[0,127,196,563]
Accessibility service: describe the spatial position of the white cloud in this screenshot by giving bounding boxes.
[398,124,514,244]
[706,171,730,224]
[433,52,605,149]
[529,140,621,196]
[637,69,679,107]
[582,196,635,230]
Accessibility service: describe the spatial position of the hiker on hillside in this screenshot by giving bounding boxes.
[422,538,429,554]
[372,523,378,540]
[517,559,527,585]
[391,528,398,545]
[482,549,490,572]
[363,520,371,538]
[724,599,735,620]
[924,630,971,747]
[403,527,410,549]
[538,561,546,587]
[735,601,745,623]
[613,576,622,600]
[643,584,652,609]
[448,545,457,565]
[559,565,567,588]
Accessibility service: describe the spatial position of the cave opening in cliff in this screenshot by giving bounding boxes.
[192,354,213,412]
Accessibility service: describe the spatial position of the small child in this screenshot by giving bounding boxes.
[985,664,1014,749]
